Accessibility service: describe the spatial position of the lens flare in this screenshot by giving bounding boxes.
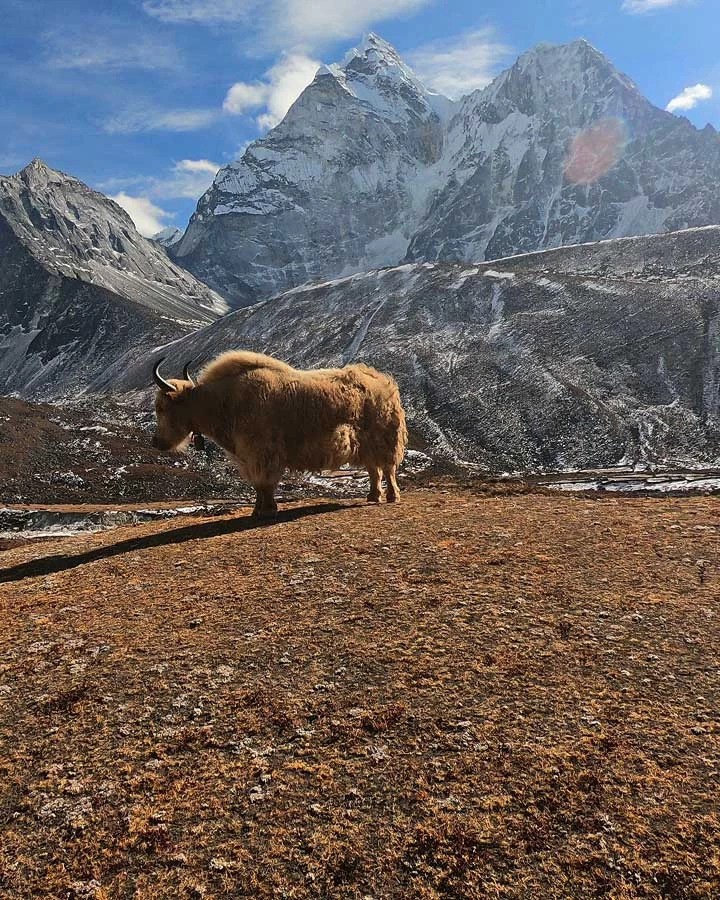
[564,118,627,185]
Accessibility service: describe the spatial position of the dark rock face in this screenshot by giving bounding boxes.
[174,37,720,308]
[120,227,720,472]
[0,160,227,399]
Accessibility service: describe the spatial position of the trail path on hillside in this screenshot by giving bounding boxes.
[1,489,719,898]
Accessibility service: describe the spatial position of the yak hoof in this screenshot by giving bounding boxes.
[366,492,382,504]
[386,492,398,503]
[252,507,278,520]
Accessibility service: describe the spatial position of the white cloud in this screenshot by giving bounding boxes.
[276,0,431,48]
[43,27,180,71]
[407,28,511,98]
[224,53,320,129]
[103,107,218,134]
[222,82,269,114]
[141,0,255,22]
[110,192,172,236]
[101,159,220,204]
[666,83,713,112]
[160,158,220,196]
[622,0,689,12]
[175,158,219,174]
[143,0,432,51]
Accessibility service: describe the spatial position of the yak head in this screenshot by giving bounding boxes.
[151,358,197,452]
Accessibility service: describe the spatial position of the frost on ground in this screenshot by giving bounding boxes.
[1,488,719,897]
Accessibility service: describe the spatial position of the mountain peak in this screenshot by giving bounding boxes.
[343,32,403,68]
[20,157,53,177]
[474,36,644,120]
[510,37,624,79]
[312,32,453,124]
[152,226,184,248]
[16,158,76,190]
[26,157,52,171]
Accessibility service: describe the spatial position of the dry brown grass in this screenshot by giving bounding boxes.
[1,488,719,898]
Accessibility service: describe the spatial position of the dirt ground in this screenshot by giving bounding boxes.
[1,487,719,899]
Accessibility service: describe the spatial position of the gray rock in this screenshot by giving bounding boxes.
[0,160,227,398]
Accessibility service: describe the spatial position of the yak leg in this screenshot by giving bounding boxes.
[383,465,400,503]
[252,483,278,519]
[366,466,382,503]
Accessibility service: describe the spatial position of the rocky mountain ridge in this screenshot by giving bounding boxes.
[0,160,227,397]
[172,35,720,307]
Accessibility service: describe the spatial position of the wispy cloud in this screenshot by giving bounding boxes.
[141,0,255,23]
[622,0,689,13]
[109,192,173,236]
[101,158,221,202]
[142,0,432,51]
[102,107,219,134]
[276,0,431,49]
[223,53,320,129]
[43,26,180,72]
[158,158,220,196]
[407,28,511,98]
[666,83,713,112]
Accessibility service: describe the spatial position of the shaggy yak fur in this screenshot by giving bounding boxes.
[152,351,408,517]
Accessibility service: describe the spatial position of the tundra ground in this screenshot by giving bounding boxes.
[1,488,719,899]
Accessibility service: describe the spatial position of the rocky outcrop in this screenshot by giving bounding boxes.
[0,160,227,398]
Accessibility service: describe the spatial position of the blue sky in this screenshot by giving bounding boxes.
[2,0,718,235]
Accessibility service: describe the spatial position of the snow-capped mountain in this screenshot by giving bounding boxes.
[407,40,720,262]
[120,226,720,471]
[173,36,720,307]
[0,160,228,398]
[173,34,455,306]
[151,226,183,250]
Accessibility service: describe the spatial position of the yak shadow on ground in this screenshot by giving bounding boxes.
[0,501,357,584]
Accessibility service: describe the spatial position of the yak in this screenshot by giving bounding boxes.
[152,351,407,517]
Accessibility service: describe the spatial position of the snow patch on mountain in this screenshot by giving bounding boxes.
[173,36,720,307]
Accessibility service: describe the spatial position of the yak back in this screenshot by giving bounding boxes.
[199,351,398,397]
[199,351,294,383]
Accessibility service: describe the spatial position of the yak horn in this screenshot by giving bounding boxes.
[183,361,196,386]
[152,357,174,393]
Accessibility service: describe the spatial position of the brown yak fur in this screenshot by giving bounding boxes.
[153,351,408,517]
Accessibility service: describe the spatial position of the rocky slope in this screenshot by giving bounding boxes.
[119,226,720,472]
[173,36,720,307]
[0,160,228,398]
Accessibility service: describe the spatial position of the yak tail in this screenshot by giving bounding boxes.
[391,384,409,467]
